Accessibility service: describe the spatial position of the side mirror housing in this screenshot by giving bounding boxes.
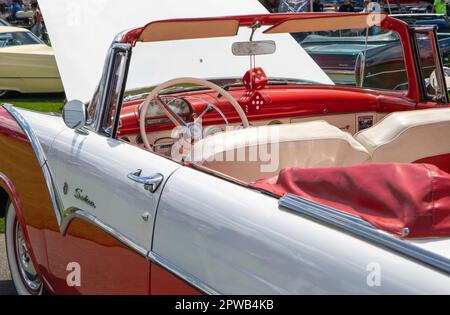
[63,100,88,131]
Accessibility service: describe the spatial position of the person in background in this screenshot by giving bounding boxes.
[278,0,309,13]
[362,0,371,12]
[313,0,324,12]
[433,0,447,15]
[31,2,41,38]
[339,0,355,12]
[9,0,22,22]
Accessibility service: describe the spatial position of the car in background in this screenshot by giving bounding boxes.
[302,31,398,85]
[392,13,450,38]
[303,14,450,86]
[0,26,63,97]
[383,0,433,14]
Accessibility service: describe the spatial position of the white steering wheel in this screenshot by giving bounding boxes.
[139,77,250,151]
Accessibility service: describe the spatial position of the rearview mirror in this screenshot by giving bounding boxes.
[63,100,87,131]
[232,40,276,56]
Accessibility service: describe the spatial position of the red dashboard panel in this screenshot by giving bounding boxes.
[118,85,414,136]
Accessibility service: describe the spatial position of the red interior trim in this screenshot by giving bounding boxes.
[415,153,450,174]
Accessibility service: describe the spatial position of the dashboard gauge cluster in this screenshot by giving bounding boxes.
[141,96,191,125]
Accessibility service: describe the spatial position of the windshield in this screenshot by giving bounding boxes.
[123,23,409,99]
[123,26,334,98]
[0,31,43,48]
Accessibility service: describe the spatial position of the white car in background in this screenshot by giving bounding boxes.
[0,26,63,97]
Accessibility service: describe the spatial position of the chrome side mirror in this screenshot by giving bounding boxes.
[63,100,87,131]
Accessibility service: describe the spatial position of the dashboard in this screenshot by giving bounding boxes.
[139,96,191,126]
[118,84,405,156]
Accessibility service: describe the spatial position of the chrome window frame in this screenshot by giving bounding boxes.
[88,39,132,137]
[410,26,449,104]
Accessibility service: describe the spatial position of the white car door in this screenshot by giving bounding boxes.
[50,129,180,250]
[42,128,180,293]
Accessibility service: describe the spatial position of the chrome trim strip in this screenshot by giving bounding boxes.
[61,208,148,257]
[280,194,450,275]
[147,251,220,295]
[2,104,63,225]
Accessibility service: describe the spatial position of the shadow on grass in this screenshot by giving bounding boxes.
[0,92,66,113]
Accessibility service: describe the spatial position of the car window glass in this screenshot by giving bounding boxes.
[0,31,42,48]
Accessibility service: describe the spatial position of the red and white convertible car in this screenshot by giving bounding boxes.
[1,12,450,294]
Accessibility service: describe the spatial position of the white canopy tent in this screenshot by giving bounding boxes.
[38,0,333,102]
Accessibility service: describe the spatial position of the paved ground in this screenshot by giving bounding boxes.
[0,234,16,295]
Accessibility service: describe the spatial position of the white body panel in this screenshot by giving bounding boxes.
[16,109,67,155]
[154,166,450,294]
[48,128,181,250]
[17,108,179,251]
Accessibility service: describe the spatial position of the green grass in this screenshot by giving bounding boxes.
[0,92,66,113]
[0,218,4,233]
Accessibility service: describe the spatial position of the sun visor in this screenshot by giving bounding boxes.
[265,13,387,34]
[139,19,240,42]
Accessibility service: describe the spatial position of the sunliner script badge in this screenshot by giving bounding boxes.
[74,188,97,209]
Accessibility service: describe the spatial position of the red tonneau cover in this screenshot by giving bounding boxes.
[251,164,450,238]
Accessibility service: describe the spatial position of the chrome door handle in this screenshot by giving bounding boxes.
[127,170,164,193]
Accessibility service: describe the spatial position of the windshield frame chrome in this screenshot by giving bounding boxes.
[88,37,132,137]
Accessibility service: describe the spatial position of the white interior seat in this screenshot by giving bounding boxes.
[355,108,450,163]
[187,121,371,182]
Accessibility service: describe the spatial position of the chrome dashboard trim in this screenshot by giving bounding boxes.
[2,104,64,225]
[279,194,450,275]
